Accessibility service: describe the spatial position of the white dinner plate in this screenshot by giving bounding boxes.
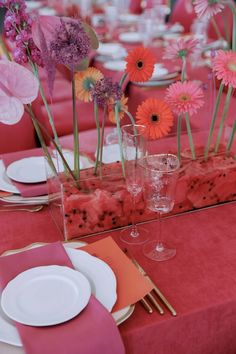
[119,13,140,24]
[6,157,51,184]
[0,161,19,194]
[64,247,117,312]
[133,78,175,87]
[1,265,91,327]
[0,296,21,347]
[97,43,126,58]
[26,1,41,10]
[103,60,126,71]
[119,32,142,43]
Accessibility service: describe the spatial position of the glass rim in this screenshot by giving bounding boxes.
[121,124,146,136]
[138,153,180,173]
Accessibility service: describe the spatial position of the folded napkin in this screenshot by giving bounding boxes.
[1,148,48,198]
[0,242,125,354]
[82,236,153,312]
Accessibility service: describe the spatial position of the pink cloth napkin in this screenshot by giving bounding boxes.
[1,148,48,197]
[0,242,125,354]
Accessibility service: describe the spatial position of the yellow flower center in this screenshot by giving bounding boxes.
[136,59,144,70]
[179,94,190,102]
[228,61,236,72]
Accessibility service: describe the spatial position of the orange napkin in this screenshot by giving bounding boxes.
[82,237,153,312]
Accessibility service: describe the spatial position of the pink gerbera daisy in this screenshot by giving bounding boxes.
[163,38,199,60]
[193,0,225,19]
[165,81,205,116]
[212,50,236,88]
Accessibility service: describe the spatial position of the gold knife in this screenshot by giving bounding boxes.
[124,249,177,317]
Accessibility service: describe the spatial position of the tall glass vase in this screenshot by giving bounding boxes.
[120,124,149,245]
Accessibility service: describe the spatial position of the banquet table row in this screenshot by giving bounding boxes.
[1,198,236,354]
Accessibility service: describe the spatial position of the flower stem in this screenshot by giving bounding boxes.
[115,103,125,177]
[228,2,236,51]
[185,113,196,160]
[177,115,182,162]
[226,120,236,152]
[72,73,80,180]
[99,105,107,178]
[94,100,100,175]
[119,73,128,89]
[214,85,233,153]
[204,82,224,160]
[124,109,136,126]
[210,17,223,41]
[26,104,57,176]
[181,56,186,82]
[30,62,61,149]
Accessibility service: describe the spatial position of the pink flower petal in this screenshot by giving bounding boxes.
[32,15,61,49]
[0,96,24,125]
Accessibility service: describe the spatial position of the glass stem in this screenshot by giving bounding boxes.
[130,193,139,238]
[156,212,164,252]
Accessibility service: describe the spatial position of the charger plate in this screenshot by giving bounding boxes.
[0,241,135,347]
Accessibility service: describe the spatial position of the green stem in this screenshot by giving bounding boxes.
[215,85,233,153]
[181,56,186,82]
[99,105,107,178]
[26,104,57,176]
[72,73,80,180]
[228,2,236,51]
[115,103,125,177]
[226,120,236,152]
[177,115,181,162]
[119,73,128,89]
[94,100,100,175]
[204,82,224,160]
[185,113,196,160]
[211,17,223,40]
[30,62,61,148]
[123,109,136,126]
[0,35,11,60]
[26,106,77,182]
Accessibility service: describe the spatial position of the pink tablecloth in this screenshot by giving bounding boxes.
[1,202,236,354]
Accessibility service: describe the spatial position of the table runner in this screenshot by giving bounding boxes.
[0,242,125,354]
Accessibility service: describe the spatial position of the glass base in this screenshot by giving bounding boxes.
[120,226,149,245]
[143,240,176,261]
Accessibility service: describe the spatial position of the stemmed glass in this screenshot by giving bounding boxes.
[140,154,180,261]
[120,124,149,245]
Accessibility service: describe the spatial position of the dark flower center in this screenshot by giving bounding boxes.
[178,49,187,58]
[151,114,159,122]
[136,60,144,69]
[179,94,189,101]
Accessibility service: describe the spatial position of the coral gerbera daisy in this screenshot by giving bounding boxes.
[193,0,225,19]
[75,67,103,102]
[125,46,155,83]
[136,98,174,140]
[165,81,204,116]
[212,50,236,88]
[163,38,199,60]
[108,95,128,123]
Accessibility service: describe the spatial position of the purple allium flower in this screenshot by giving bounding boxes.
[91,77,122,107]
[0,0,26,11]
[49,18,91,70]
[13,46,28,64]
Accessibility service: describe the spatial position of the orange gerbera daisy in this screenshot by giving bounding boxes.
[75,67,103,102]
[136,98,174,139]
[125,47,155,83]
[108,95,128,123]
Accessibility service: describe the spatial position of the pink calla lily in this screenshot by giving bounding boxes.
[0,60,39,125]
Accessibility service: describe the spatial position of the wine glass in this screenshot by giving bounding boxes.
[120,124,149,245]
[140,154,180,261]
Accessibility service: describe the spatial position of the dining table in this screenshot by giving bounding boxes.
[1,194,236,354]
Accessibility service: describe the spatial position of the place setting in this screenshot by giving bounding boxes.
[0,237,158,353]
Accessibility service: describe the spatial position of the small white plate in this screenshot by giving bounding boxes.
[133,78,175,87]
[38,7,57,15]
[119,32,142,43]
[97,43,125,57]
[0,297,21,347]
[26,1,41,10]
[6,157,50,184]
[1,266,91,327]
[119,13,139,24]
[0,161,19,194]
[64,247,117,312]
[103,60,126,71]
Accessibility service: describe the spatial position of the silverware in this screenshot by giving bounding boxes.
[140,297,153,314]
[0,205,44,213]
[124,248,177,317]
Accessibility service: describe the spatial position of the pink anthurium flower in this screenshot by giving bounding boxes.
[0,60,39,125]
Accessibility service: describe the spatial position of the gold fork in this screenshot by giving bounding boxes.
[0,205,44,213]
